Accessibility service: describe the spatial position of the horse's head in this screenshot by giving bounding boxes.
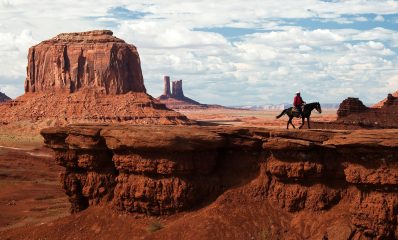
[315,102,322,113]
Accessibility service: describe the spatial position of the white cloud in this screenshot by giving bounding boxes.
[0,30,35,78]
[374,15,385,22]
[116,21,229,49]
[0,0,398,104]
[354,16,368,22]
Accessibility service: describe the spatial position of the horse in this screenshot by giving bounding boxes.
[275,102,322,129]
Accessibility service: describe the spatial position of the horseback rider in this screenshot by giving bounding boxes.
[293,91,305,117]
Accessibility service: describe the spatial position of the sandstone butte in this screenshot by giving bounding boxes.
[157,75,224,110]
[335,93,398,128]
[2,125,393,239]
[0,30,189,127]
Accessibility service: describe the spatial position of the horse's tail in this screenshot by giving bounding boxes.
[276,109,287,119]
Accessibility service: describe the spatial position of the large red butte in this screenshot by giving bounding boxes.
[24,30,146,95]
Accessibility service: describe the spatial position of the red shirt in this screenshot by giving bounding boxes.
[293,95,303,107]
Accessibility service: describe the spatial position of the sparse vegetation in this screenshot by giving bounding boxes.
[147,221,163,233]
[259,229,270,240]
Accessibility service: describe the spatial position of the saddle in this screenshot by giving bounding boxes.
[292,105,305,114]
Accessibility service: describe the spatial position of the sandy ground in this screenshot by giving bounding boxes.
[0,147,69,232]
[179,108,338,128]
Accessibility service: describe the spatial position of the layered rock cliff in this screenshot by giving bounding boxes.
[0,31,189,126]
[373,90,398,108]
[336,93,398,128]
[24,30,145,94]
[42,125,398,239]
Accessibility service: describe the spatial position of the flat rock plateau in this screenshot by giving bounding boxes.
[1,125,397,240]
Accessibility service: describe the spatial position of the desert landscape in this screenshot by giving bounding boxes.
[0,29,396,240]
[1,2,398,240]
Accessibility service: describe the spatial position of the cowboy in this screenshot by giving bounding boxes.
[293,91,305,117]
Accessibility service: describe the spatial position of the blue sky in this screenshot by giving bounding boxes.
[0,0,398,105]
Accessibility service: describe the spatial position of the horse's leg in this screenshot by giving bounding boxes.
[299,117,305,129]
[307,117,311,129]
[289,117,296,129]
[286,119,289,129]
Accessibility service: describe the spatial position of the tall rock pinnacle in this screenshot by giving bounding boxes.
[163,76,171,97]
[172,80,184,99]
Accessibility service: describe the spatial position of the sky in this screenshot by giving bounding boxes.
[0,0,398,105]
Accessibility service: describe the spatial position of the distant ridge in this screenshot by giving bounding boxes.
[0,91,11,102]
[372,90,398,108]
[232,103,340,110]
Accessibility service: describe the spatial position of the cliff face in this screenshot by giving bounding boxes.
[373,90,398,108]
[337,94,398,128]
[162,76,171,97]
[24,30,145,94]
[42,125,398,239]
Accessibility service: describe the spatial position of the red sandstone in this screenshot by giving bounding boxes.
[33,125,398,239]
[0,31,190,126]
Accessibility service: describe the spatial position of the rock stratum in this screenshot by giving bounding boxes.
[24,30,145,94]
[336,92,398,128]
[0,31,189,126]
[39,125,398,239]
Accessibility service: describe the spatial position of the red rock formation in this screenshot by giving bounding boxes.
[24,30,145,94]
[0,91,11,102]
[157,77,209,109]
[337,97,368,117]
[163,76,171,97]
[373,90,398,108]
[336,94,398,128]
[171,80,184,99]
[42,125,398,239]
[0,31,190,126]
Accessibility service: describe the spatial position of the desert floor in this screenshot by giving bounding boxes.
[181,108,337,128]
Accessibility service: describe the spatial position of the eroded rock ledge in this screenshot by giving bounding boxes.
[41,126,398,239]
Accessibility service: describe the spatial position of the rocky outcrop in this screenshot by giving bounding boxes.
[0,91,11,102]
[42,125,398,239]
[171,80,184,99]
[0,31,190,126]
[0,91,189,125]
[373,91,398,108]
[24,30,145,94]
[161,76,171,98]
[337,97,368,117]
[336,94,398,128]
[157,77,209,109]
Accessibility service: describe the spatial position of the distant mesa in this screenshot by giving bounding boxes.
[336,92,398,128]
[0,91,11,102]
[157,76,212,109]
[0,30,190,127]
